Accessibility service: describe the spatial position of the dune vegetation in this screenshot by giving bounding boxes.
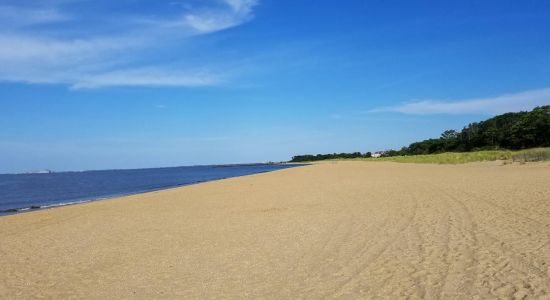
[350,147,550,164]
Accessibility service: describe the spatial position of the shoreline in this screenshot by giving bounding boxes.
[0,163,308,217]
[0,178,237,217]
[1,161,549,298]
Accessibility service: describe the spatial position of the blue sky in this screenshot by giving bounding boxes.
[1,0,550,172]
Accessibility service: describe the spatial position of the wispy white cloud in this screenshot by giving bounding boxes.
[183,0,258,33]
[0,33,143,85]
[369,87,550,115]
[0,5,71,28]
[72,67,220,89]
[0,34,138,66]
[0,0,259,88]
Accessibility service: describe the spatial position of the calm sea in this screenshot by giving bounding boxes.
[0,164,304,215]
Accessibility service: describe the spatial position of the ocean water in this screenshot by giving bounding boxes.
[0,164,304,215]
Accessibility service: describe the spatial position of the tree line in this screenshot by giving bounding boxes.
[290,152,372,162]
[290,105,550,162]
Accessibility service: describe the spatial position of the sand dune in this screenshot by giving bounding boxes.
[1,161,549,299]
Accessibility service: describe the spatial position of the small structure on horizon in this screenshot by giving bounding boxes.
[371,152,384,158]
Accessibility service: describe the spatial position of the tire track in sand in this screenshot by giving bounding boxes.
[326,190,419,298]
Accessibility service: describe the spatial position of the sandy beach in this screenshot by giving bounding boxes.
[1,161,549,299]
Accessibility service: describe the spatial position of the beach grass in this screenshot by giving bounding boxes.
[346,147,550,164]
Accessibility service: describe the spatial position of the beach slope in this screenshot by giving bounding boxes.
[1,162,549,298]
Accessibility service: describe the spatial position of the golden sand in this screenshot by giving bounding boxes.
[1,161,549,298]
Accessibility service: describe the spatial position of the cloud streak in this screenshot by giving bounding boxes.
[0,4,71,28]
[0,0,259,88]
[72,67,220,89]
[369,87,550,115]
[184,0,258,33]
